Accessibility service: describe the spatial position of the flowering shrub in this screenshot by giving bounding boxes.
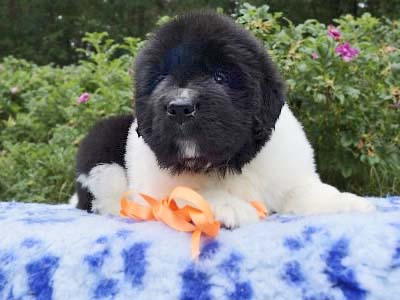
[0,4,399,203]
[0,33,138,202]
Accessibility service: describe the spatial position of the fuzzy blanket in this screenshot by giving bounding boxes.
[0,197,399,300]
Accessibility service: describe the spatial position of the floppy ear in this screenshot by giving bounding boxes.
[253,54,285,141]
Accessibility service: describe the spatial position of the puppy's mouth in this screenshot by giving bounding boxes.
[181,157,207,166]
[178,157,213,173]
[175,139,214,171]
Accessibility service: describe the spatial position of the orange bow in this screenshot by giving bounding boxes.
[120,186,267,259]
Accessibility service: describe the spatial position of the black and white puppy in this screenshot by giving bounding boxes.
[73,11,374,228]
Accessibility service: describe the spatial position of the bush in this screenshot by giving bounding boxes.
[0,33,139,203]
[0,4,399,203]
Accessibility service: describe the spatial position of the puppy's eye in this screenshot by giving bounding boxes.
[214,71,228,84]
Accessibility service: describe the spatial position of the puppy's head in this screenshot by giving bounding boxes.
[134,11,285,175]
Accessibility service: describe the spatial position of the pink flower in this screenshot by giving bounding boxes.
[77,92,90,104]
[328,25,341,41]
[385,46,396,53]
[335,42,359,62]
[311,52,320,60]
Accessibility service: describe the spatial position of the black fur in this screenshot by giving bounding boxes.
[75,114,133,211]
[134,11,285,175]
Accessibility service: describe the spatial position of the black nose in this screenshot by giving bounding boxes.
[167,99,196,124]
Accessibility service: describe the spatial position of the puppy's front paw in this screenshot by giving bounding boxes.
[212,200,260,229]
[332,192,375,213]
[202,190,260,229]
[301,192,376,215]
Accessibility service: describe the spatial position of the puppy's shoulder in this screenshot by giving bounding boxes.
[76,114,134,174]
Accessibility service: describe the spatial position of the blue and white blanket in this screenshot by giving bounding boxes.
[1,197,400,300]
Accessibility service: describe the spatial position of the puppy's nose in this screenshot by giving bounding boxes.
[167,99,196,124]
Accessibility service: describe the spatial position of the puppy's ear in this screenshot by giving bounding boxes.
[254,55,285,141]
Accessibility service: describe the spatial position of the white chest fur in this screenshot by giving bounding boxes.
[124,105,317,213]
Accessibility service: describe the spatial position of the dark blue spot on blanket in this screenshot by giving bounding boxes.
[271,215,303,223]
[219,253,242,279]
[302,226,320,241]
[94,279,119,299]
[180,265,212,300]
[282,261,305,285]
[219,252,252,299]
[229,281,253,300]
[85,249,110,271]
[284,238,303,250]
[26,255,59,300]
[122,243,149,286]
[324,238,367,300]
[0,253,14,265]
[118,218,136,224]
[6,288,14,300]
[116,229,133,239]
[200,240,219,260]
[95,236,108,244]
[22,238,41,248]
[391,242,400,268]
[0,271,6,294]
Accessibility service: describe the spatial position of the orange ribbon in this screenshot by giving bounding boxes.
[120,186,267,259]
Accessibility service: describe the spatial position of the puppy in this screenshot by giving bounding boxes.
[73,11,374,228]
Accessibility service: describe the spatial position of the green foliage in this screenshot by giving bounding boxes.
[0,0,236,65]
[2,0,400,65]
[0,33,138,203]
[0,5,399,203]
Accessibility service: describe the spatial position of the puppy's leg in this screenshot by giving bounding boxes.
[75,176,94,212]
[200,189,260,229]
[281,178,375,215]
[74,114,133,212]
[85,163,128,215]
